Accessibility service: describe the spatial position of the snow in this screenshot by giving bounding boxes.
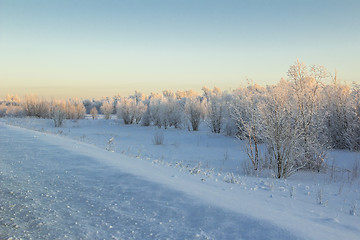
[1,117,359,239]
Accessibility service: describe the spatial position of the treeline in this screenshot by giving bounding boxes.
[0,96,86,127]
[1,61,359,177]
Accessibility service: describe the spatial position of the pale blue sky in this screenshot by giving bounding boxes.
[1,0,359,99]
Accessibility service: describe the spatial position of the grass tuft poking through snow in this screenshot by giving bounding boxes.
[152,131,164,145]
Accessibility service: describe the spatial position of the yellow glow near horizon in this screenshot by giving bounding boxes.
[1,1,359,100]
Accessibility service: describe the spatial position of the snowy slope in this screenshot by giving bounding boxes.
[1,119,359,239]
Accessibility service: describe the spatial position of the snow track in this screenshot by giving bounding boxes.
[0,123,300,239]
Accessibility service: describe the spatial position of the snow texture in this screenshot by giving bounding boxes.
[0,118,359,239]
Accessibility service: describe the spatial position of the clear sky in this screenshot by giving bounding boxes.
[1,0,359,99]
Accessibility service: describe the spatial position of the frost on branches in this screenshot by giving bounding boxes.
[1,60,360,178]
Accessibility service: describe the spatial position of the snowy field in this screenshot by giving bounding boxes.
[0,117,359,239]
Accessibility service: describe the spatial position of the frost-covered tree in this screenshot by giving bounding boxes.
[83,99,102,115]
[5,94,20,106]
[74,101,86,119]
[166,98,184,129]
[185,97,204,131]
[287,60,327,171]
[222,92,237,136]
[141,101,151,126]
[82,99,92,114]
[50,100,66,127]
[73,100,85,119]
[162,90,184,128]
[22,95,37,116]
[321,74,352,149]
[116,97,146,124]
[116,98,135,124]
[148,92,184,129]
[203,86,225,134]
[175,90,199,100]
[22,95,50,118]
[3,105,25,117]
[232,84,265,171]
[66,102,77,119]
[100,100,114,120]
[65,99,85,120]
[162,90,175,99]
[345,83,360,151]
[0,94,24,117]
[259,80,303,178]
[133,101,147,124]
[90,107,98,120]
[149,98,163,128]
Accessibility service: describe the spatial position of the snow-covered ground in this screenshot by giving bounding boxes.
[0,117,359,240]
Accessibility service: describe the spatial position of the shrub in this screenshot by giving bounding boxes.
[101,101,114,120]
[152,131,164,145]
[90,107,98,120]
[185,98,204,131]
[49,100,66,127]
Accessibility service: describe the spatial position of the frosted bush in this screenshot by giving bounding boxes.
[185,98,204,131]
[52,105,66,127]
[4,105,25,117]
[90,107,98,120]
[149,97,183,129]
[66,99,86,120]
[202,86,225,134]
[22,95,50,118]
[101,100,114,120]
[116,98,146,124]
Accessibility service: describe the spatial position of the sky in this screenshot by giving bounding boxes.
[1,0,359,99]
